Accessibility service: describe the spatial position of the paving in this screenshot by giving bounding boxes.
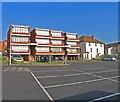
[2,61,119,101]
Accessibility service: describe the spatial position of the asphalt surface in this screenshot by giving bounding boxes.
[2,61,119,101]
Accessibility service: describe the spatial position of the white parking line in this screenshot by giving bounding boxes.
[30,72,54,102]
[32,69,74,73]
[36,73,84,79]
[44,76,119,89]
[3,68,10,72]
[74,69,118,83]
[89,92,120,102]
[94,69,118,74]
[36,69,118,79]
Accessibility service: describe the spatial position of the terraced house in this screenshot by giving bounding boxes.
[7,25,31,61]
[7,24,80,62]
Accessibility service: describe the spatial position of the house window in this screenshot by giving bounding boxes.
[90,48,92,52]
[89,43,91,46]
[96,48,98,53]
[100,44,102,47]
[95,43,97,46]
[91,54,92,59]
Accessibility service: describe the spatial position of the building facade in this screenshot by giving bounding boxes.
[105,42,120,56]
[7,24,80,62]
[7,25,31,61]
[0,40,7,55]
[65,32,80,60]
[79,36,104,60]
[30,28,80,61]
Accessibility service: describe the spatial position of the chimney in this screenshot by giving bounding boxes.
[92,36,96,40]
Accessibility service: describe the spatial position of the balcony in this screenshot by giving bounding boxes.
[51,51,65,55]
[11,49,30,54]
[51,35,65,40]
[69,44,80,48]
[67,51,80,55]
[11,40,31,45]
[67,38,80,41]
[52,43,65,47]
[11,32,30,36]
[36,52,52,55]
[37,42,52,47]
[36,34,52,39]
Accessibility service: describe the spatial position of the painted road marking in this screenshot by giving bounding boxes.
[44,76,119,89]
[32,69,74,73]
[74,69,118,83]
[36,69,118,79]
[30,72,54,102]
[36,73,84,79]
[88,92,120,102]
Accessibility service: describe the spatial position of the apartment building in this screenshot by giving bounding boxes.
[7,25,31,61]
[79,36,104,60]
[31,28,69,61]
[7,24,80,62]
[65,32,80,60]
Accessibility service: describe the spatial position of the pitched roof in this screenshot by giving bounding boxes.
[105,42,120,48]
[79,36,104,44]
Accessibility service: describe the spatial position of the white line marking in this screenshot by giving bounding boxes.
[74,69,118,83]
[36,69,118,79]
[32,69,74,73]
[3,68,10,72]
[44,76,119,89]
[36,73,84,79]
[89,92,120,102]
[94,69,118,74]
[30,72,54,102]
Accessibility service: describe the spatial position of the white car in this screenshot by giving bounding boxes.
[102,57,116,61]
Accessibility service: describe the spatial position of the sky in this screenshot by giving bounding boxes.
[2,2,118,44]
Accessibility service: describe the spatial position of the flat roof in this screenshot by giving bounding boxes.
[66,32,78,35]
[10,24,30,28]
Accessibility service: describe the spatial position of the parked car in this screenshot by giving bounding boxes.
[11,54,24,63]
[102,56,116,61]
[2,52,7,57]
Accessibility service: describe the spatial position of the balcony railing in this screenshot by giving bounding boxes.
[11,49,30,53]
[36,34,52,37]
[67,51,80,54]
[67,38,79,41]
[11,40,31,44]
[52,35,64,38]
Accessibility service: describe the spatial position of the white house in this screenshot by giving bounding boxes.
[105,42,120,56]
[79,36,105,60]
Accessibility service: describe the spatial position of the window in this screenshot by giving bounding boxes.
[90,48,92,52]
[12,45,28,52]
[36,30,49,36]
[51,48,62,52]
[12,27,28,33]
[12,36,29,42]
[89,43,91,46]
[100,44,102,47]
[95,43,97,46]
[96,48,98,53]
[51,40,62,45]
[91,54,92,59]
[52,32,61,37]
[67,41,76,46]
[36,38,49,44]
[36,47,49,52]
[67,48,77,53]
[67,34,76,38]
